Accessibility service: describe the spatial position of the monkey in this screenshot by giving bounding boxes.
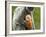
[12,7,34,30]
[25,15,32,30]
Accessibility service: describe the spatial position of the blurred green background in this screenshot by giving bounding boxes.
[12,6,40,29]
[33,7,40,29]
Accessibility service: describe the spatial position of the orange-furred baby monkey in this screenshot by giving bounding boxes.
[25,15,32,30]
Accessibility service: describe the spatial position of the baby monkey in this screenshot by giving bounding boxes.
[25,15,32,30]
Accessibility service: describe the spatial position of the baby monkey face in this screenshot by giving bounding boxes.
[26,15,32,21]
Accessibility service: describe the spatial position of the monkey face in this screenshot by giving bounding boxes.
[27,7,34,11]
[26,7,34,12]
[25,15,32,22]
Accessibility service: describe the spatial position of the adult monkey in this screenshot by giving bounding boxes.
[12,7,34,30]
